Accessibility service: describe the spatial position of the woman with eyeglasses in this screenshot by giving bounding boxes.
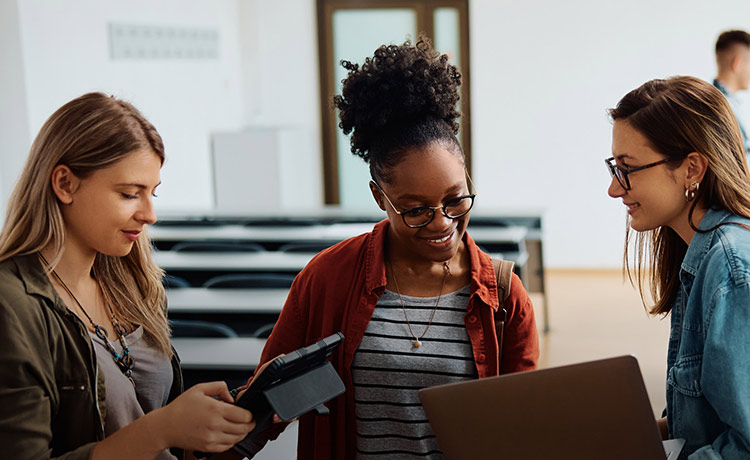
[238,38,539,460]
[0,93,257,460]
[607,76,750,459]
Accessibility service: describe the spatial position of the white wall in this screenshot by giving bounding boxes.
[0,0,322,216]
[2,0,750,267]
[14,0,246,211]
[0,0,30,220]
[470,0,750,268]
[238,0,323,209]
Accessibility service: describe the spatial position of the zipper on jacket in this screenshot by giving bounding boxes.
[60,385,86,391]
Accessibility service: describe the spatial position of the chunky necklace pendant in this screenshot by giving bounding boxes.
[40,254,136,387]
[413,340,422,348]
[94,325,109,342]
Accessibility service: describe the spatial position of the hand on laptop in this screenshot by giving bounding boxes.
[657,417,668,440]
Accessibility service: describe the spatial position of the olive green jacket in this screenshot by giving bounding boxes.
[0,254,183,460]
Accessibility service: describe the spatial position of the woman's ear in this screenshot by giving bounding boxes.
[50,165,80,204]
[369,181,386,211]
[684,152,708,187]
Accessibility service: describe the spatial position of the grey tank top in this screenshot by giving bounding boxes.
[89,325,176,460]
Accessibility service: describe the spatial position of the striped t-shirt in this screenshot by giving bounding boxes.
[352,285,477,459]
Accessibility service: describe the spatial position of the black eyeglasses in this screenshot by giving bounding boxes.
[605,157,673,190]
[372,175,476,228]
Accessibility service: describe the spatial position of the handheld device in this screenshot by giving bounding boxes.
[236,332,345,421]
[196,332,345,459]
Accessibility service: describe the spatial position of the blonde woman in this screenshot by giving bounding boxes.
[607,76,750,458]
[0,93,255,460]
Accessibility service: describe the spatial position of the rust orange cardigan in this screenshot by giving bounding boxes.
[250,219,539,459]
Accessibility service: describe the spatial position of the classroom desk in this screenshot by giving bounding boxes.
[157,250,525,279]
[149,223,529,247]
[149,223,374,243]
[465,226,528,245]
[152,213,547,332]
[167,287,288,313]
[154,251,315,272]
[172,337,265,370]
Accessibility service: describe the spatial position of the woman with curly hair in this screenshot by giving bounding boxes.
[245,38,539,459]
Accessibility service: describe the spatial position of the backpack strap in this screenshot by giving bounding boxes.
[491,258,515,372]
[492,258,515,302]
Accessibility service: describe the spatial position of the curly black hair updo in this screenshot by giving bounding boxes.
[333,37,462,183]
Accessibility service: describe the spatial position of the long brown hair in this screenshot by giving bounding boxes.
[0,92,171,355]
[609,76,750,315]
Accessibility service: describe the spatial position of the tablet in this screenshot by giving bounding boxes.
[196,333,346,459]
[235,332,345,429]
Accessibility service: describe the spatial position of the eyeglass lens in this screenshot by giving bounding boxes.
[403,196,474,227]
[606,159,629,190]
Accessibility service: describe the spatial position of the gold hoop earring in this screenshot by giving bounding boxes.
[685,181,699,202]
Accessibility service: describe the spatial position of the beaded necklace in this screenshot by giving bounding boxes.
[40,254,136,387]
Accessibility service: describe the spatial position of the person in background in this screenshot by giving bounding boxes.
[714,29,750,158]
[240,37,539,460]
[606,76,750,459]
[0,93,256,460]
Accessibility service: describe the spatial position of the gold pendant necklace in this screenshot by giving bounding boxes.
[388,260,451,348]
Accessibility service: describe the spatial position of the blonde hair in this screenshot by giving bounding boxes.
[0,92,171,355]
[609,76,750,315]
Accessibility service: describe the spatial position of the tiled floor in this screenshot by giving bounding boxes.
[533,269,671,417]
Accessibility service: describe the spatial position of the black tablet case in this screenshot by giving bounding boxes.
[230,332,345,458]
[196,333,345,459]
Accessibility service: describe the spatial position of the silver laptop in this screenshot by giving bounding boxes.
[419,355,685,460]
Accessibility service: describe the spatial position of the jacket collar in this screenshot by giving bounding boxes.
[466,231,501,311]
[364,220,389,295]
[363,219,499,310]
[713,79,731,98]
[13,253,68,315]
[681,207,732,277]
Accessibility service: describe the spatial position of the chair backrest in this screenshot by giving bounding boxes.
[171,241,266,253]
[203,273,297,289]
[243,217,320,227]
[277,242,334,253]
[253,322,276,339]
[162,274,191,289]
[169,319,238,338]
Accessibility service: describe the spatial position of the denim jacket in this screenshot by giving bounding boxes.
[666,208,750,459]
